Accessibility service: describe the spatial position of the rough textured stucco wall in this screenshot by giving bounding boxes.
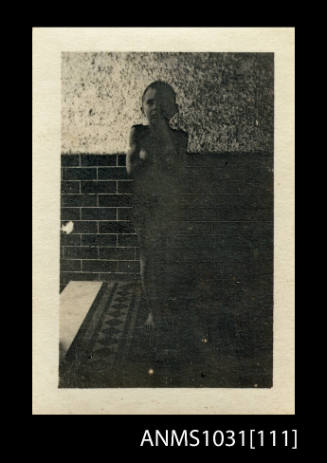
[62,52,273,154]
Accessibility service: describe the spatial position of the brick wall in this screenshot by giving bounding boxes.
[60,152,273,295]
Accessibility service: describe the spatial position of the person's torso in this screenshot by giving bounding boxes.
[132,125,185,203]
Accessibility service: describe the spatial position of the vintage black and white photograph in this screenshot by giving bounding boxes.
[58,51,274,388]
[33,27,294,414]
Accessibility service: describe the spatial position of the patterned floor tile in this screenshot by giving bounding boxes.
[60,279,272,388]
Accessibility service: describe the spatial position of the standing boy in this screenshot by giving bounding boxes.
[126,81,188,331]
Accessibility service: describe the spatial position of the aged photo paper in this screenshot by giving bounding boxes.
[33,27,295,414]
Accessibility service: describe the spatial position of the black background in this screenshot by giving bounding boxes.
[31,20,302,456]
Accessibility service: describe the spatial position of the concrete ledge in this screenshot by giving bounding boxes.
[59,281,103,362]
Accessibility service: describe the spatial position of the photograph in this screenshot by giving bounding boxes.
[59,51,274,389]
[33,28,294,415]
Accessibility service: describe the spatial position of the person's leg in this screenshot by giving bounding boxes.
[134,206,173,330]
[139,248,153,326]
[139,229,166,330]
[141,249,160,329]
[133,203,166,328]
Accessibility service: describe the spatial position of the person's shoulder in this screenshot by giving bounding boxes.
[129,124,149,144]
[131,124,147,129]
[172,128,188,139]
[179,128,188,137]
[173,128,188,147]
[131,124,149,134]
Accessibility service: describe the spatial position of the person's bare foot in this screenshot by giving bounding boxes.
[145,312,155,330]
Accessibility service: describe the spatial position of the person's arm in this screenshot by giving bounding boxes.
[126,126,144,178]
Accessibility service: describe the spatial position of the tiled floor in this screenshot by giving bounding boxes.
[59,280,273,388]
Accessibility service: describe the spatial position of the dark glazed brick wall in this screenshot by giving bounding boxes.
[60,153,273,293]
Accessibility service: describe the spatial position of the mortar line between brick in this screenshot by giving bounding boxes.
[62,245,118,248]
[69,219,131,222]
[61,271,138,274]
[66,258,139,261]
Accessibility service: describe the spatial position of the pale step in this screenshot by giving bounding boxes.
[60,281,103,361]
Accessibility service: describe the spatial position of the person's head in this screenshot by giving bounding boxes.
[141,81,178,124]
